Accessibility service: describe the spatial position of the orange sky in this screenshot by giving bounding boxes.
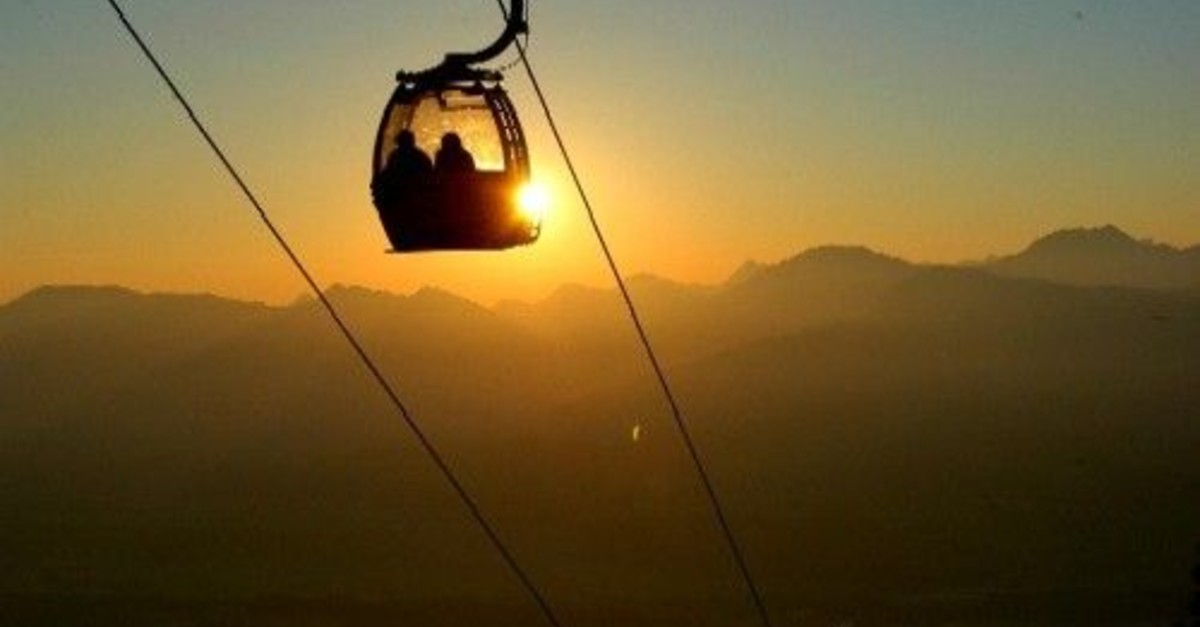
[3,1,1198,305]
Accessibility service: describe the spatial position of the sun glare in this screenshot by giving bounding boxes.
[516,181,551,224]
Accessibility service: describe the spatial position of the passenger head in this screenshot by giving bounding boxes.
[441,132,463,151]
[396,129,416,149]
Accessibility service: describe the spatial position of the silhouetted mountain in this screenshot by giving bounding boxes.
[986,225,1200,289]
[496,244,919,367]
[3,232,1199,627]
[0,285,273,430]
[496,282,627,346]
[725,260,768,285]
[720,244,916,329]
[744,245,915,293]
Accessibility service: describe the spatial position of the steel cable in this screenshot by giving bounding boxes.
[494,2,776,626]
[102,2,563,625]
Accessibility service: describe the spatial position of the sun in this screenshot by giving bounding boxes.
[516,181,551,224]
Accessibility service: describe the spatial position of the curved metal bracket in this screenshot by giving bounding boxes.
[397,0,527,85]
[445,0,527,67]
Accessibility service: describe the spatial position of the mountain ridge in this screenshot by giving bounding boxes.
[986,224,1200,290]
[7,224,1195,314]
[2,226,1198,627]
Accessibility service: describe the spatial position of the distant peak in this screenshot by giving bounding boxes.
[628,273,700,292]
[318,284,407,310]
[801,244,885,258]
[14,284,139,304]
[726,260,767,285]
[7,284,239,308]
[410,285,449,298]
[1016,224,1192,259]
[1026,225,1138,252]
[988,224,1198,289]
[2,284,268,319]
[410,285,469,304]
[532,283,618,311]
[320,283,485,310]
[717,245,916,292]
[323,283,394,300]
[788,245,908,268]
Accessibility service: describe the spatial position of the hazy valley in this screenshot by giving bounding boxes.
[2,226,1198,626]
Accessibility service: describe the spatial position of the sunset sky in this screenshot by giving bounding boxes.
[3,0,1198,305]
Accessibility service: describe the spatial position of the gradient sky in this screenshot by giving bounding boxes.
[2,0,1198,305]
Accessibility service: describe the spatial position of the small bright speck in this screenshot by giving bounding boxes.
[632,424,641,442]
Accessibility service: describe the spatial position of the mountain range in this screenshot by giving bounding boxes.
[1,225,1198,627]
[985,224,1200,290]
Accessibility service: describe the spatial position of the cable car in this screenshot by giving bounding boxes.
[371,0,539,252]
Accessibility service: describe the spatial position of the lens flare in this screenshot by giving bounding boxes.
[516,181,550,224]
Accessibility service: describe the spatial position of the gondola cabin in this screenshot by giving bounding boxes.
[371,81,540,252]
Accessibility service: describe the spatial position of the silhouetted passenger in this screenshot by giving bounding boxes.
[434,132,476,173]
[372,130,433,206]
[384,130,433,177]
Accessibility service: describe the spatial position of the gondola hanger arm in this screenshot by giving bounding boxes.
[398,0,527,84]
